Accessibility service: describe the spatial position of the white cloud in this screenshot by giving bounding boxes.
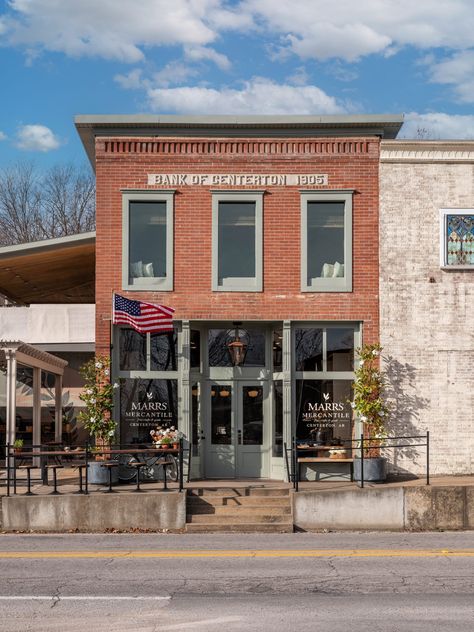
[114,68,144,90]
[1,0,231,62]
[16,124,60,151]
[429,51,474,103]
[240,0,474,61]
[146,77,347,114]
[400,112,474,139]
[0,131,7,141]
[184,45,230,70]
[3,0,474,67]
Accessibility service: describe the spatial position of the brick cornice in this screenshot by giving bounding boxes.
[98,137,374,157]
[381,140,474,163]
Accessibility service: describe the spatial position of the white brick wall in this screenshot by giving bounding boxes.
[380,142,474,475]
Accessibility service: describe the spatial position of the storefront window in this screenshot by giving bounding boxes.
[119,328,146,371]
[190,330,201,369]
[208,328,265,367]
[273,329,283,372]
[40,371,56,445]
[295,328,323,371]
[327,328,354,371]
[191,382,199,456]
[120,378,178,445]
[296,379,353,446]
[273,381,283,457]
[15,366,33,446]
[150,331,177,371]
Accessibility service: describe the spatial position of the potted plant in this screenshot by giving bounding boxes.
[13,438,24,455]
[150,425,183,450]
[79,355,119,485]
[351,343,390,482]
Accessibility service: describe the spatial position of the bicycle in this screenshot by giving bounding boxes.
[117,449,178,483]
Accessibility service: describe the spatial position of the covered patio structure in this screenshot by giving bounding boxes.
[0,341,67,456]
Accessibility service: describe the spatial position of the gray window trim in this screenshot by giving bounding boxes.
[301,191,352,292]
[122,190,174,291]
[212,191,263,292]
[439,208,474,270]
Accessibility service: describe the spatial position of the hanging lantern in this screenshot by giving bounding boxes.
[220,388,231,398]
[226,322,249,366]
[248,389,260,398]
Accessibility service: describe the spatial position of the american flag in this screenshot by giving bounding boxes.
[113,294,175,334]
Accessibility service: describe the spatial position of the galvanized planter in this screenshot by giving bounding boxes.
[353,456,387,482]
[87,460,119,485]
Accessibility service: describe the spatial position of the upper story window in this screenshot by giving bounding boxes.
[301,191,352,292]
[122,191,174,291]
[212,192,263,291]
[440,210,474,268]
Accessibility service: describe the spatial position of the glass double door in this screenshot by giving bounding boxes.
[204,381,269,478]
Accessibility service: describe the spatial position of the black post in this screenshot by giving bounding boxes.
[179,438,184,492]
[85,442,89,495]
[293,436,299,493]
[426,431,430,486]
[283,442,290,485]
[187,443,192,483]
[13,452,17,495]
[360,433,364,489]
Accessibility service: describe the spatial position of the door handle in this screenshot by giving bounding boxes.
[237,429,242,445]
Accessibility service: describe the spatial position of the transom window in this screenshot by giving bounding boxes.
[301,191,352,292]
[122,191,174,290]
[212,192,263,291]
[440,209,474,268]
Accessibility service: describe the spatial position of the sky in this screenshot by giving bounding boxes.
[1,0,474,170]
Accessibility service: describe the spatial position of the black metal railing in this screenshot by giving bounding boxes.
[1,440,191,496]
[285,432,430,491]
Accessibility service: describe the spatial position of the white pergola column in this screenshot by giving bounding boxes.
[5,349,17,446]
[282,320,292,452]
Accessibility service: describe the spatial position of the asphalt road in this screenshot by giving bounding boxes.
[0,531,473,631]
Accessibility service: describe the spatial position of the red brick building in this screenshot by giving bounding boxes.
[76,115,402,480]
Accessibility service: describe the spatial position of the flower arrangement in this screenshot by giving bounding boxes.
[150,425,183,448]
[351,343,390,457]
[78,355,119,451]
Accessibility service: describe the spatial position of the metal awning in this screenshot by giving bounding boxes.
[0,232,95,305]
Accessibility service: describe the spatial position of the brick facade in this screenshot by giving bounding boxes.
[380,141,474,475]
[95,135,381,355]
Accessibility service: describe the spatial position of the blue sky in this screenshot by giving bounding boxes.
[1,0,474,170]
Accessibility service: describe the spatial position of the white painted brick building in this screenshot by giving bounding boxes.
[380,141,474,475]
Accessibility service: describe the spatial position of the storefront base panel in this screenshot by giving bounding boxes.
[300,463,352,482]
[293,485,474,531]
[2,492,186,532]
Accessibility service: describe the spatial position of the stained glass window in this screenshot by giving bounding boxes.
[447,215,474,265]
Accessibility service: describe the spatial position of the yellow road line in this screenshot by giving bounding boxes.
[0,549,474,559]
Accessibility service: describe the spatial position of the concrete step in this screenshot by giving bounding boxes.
[187,487,290,498]
[187,512,291,524]
[185,521,294,533]
[187,495,291,508]
[187,503,292,515]
[187,507,291,522]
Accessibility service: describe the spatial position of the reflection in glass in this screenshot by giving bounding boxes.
[119,329,146,371]
[190,330,201,369]
[192,382,199,456]
[211,385,232,445]
[242,386,263,445]
[120,378,178,445]
[273,381,283,457]
[218,201,256,282]
[129,201,167,282]
[150,331,177,371]
[273,328,283,372]
[15,366,34,446]
[41,371,56,445]
[295,380,353,447]
[307,201,345,283]
[208,329,265,367]
[327,328,354,371]
[295,328,323,371]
